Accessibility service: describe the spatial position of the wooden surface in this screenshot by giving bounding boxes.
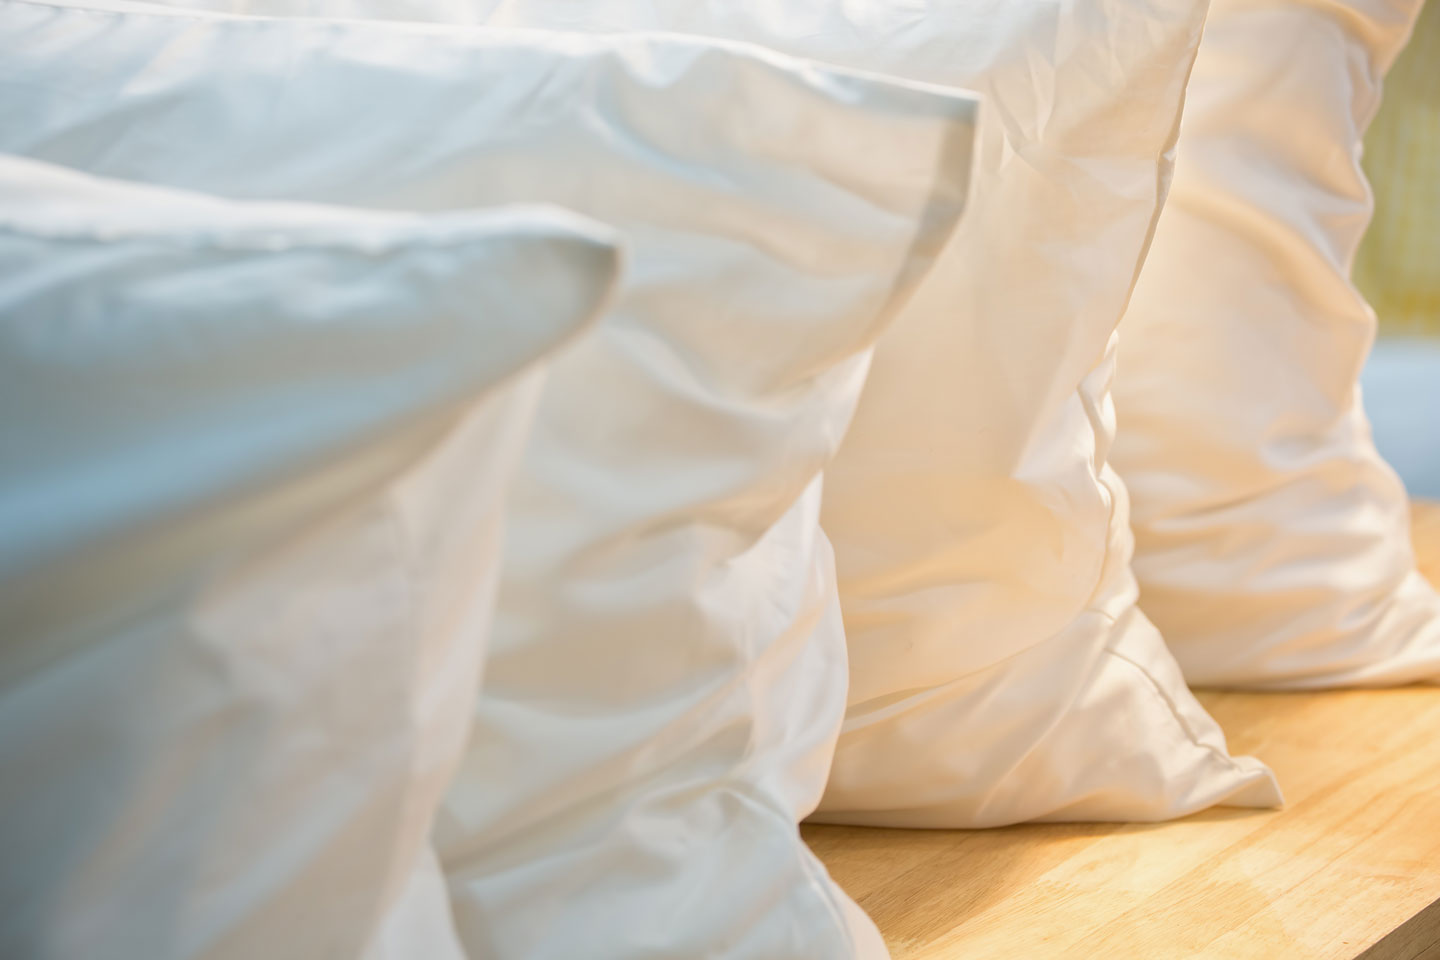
[806,500,1440,960]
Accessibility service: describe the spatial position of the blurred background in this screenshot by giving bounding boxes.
[1358,0,1440,498]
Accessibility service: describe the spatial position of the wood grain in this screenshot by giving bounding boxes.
[806,500,1440,959]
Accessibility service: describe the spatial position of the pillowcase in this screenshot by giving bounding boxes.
[1113,0,1440,688]
[233,0,1289,825]
[0,4,981,955]
[0,153,619,960]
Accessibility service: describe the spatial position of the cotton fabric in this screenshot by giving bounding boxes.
[336,0,1287,826]
[1114,0,1440,688]
[0,153,619,960]
[0,5,980,955]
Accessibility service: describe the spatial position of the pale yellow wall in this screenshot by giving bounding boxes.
[1358,0,1440,336]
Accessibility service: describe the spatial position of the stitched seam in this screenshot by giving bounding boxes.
[1103,638,1253,775]
[0,215,570,256]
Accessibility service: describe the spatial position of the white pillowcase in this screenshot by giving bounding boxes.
[1113,0,1439,688]
[0,5,981,956]
[291,0,1288,826]
[0,154,619,960]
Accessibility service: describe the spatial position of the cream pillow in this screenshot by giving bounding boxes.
[0,4,981,955]
[1113,0,1440,688]
[233,0,1292,826]
[0,153,619,960]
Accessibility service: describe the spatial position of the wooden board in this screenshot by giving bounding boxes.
[805,500,1440,960]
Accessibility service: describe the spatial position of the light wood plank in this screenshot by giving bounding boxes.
[806,500,1440,959]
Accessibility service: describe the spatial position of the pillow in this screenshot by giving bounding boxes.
[0,5,982,955]
[1112,0,1440,688]
[219,0,1290,825]
[0,153,619,960]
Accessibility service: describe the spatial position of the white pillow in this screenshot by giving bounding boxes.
[0,154,619,960]
[0,5,981,956]
[1113,0,1440,688]
[258,0,1289,826]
